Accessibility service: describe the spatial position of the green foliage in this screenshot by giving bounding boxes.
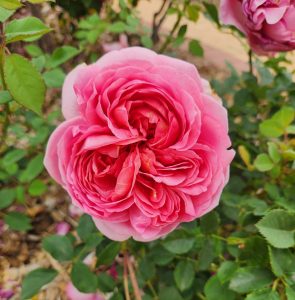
[21,268,58,300]
[1,1,295,299]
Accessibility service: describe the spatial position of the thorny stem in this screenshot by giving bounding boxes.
[123,250,131,300]
[159,0,189,53]
[147,281,158,300]
[0,23,9,152]
[152,0,172,43]
[126,252,142,300]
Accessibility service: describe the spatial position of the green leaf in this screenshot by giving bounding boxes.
[139,258,156,281]
[272,106,294,129]
[4,212,32,231]
[0,0,21,10]
[149,245,174,266]
[0,7,14,22]
[77,214,96,241]
[21,268,58,300]
[25,44,43,57]
[140,35,153,49]
[286,125,295,134]
[97,241,120,266]
[174,260,194,292]
[217,261,238,283]
[204,3,220,26]
[19,154,44,183]
[71,262,97,293]
[245,289,280,300]
[200,211,220,234]
[2,148,26,166]
[108,21,127,33]
[159,287,183,300]
[46,46,81,69]
[42,235,73,261]
[0,90,12,104]
[229,267,273,294]
[186,4,200,22]
[267,142,281,164]
[43,68,65,88]
[163,238,194,254]
[259,120,284,138]
[4,54,45,115]
[28,179,47,196]
[254,154,274,172]
[269,246,295,277]
[205,275,235,300]
[256,210,295,249]
[189,39,204,57]
[96,273,116,292]
[5,17,51,44]
[286,286,295,300]
[0,188,15,209]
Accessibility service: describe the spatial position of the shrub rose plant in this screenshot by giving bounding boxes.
[220,0,295,54]
[44,47,234,241]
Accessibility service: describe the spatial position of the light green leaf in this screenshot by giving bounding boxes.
[25,44,43,57]
[4,212,32,231]
[108,21,127,33]
[259,119,284,138]
[267,142,281,164]
[286,286,295,300]
[0,90,12,104]
[21,268,57,300]
[2,148,26,167]
[0,0,21,10]
[5,17,51,44]
[0,7,14,22]
[229,267,273,294]
[4,54,45,115]
[174,261,194,292]
[159,287,183,300]
[254,154,274,172]
[256,210,295,249]
[28,179,47,196]
[272,106,294,129]
[43,68,65,88]
[46,46,81,69]
[163,238,194,254]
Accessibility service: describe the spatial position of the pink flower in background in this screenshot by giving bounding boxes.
[102,34,128,53]
[56,222,71,235]
[220,0,295,55]
[66,283,104,300]
[44,47,234,242]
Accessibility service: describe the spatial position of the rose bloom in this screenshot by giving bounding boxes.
[220,0,295,54]
[66,282,104,300]
[44,47,234,242]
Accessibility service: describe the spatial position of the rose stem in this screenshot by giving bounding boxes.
[123,250,131,300]
[126,253,142,300]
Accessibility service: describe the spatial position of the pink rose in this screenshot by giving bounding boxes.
[66,282,104,300]
[44,47,234,242]
[220,0,295,54]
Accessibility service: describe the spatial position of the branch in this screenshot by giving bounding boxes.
[123,251,131,300]
[126,253,142,300]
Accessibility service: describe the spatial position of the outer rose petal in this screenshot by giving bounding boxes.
[62,63,87,120]
[220,0,247,33]
[44,117,84,184]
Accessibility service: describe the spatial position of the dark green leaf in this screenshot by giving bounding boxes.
[71,262,97,293]
[21,268,57,300]
[42,235,74,261]
[163,238,194,254]
[174,260,194,292]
